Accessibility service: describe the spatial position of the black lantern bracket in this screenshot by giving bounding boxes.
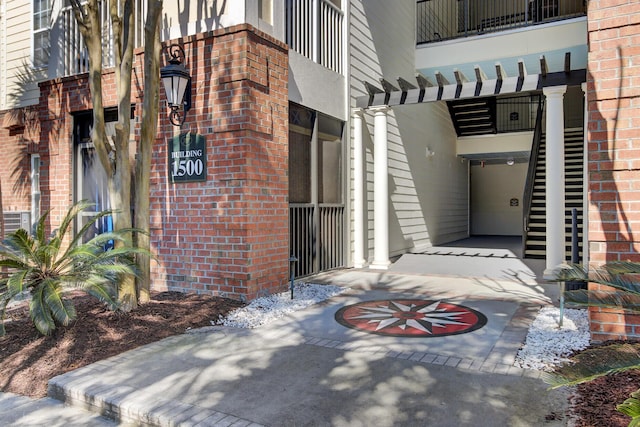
[160,44,192,126]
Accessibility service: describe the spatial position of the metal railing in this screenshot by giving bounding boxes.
[318,204,344,271]
[417,0,586,45]
[496,95,541,133]
[290,204,315,278]
[290,203,344,278]
[286,0,344,74]
[521,96,545,256]
[58,0,146,77]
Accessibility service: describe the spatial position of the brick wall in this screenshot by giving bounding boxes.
[587,0,640,262]
[1,24,289,302]
[0,108,37,214]
[1,60,142,232]
[149,25,290,301]
[587,0,640,340]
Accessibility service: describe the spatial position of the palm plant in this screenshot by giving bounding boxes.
[0,201,144,336]
[545,262,640,426]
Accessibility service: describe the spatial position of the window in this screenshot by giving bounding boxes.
[33,0,51,68]
[288,103,315,204]
[318,114,343,204]
[30,154,41,232]
[74,110,118,244]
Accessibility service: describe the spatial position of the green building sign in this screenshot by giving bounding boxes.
[169,132,207,183]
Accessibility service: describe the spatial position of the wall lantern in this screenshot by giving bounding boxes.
[160,44,191,126]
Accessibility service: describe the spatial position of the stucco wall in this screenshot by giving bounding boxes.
[470,163,527,236]
[288,51,346,121]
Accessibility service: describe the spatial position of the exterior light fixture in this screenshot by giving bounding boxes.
[506,157,515,166]
[160,44,191,126]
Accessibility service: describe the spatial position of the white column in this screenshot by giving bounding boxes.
[352,108,366,268]
[543,85,567,278]
[581,82,589,266]
[370,106,390,270]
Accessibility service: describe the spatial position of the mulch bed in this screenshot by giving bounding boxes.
[1,291,640,427]
[0,291,243,398]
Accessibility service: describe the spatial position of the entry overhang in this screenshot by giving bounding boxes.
[356,69,586,109]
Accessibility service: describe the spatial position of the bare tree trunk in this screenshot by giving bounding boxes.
[71,0,136,310]
[68,0,163,310]
[109,0,137,310]
[135,0,163,303]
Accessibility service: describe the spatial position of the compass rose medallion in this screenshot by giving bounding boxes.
[335,299,487,337]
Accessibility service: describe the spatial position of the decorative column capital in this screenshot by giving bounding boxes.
[369,105,390,115]
[543,85,567,98]
[352,107,365,118]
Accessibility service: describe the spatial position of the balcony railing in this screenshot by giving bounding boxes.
[57,0,146,77]
[417,0,586,45]
[286,0,344,74]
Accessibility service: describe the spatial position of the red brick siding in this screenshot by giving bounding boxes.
[149,25,290,300]
[2,24,288,301]
[588,283,640,342]
[588,0,640,265]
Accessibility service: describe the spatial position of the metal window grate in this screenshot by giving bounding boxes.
[286,0,344,74]
[3,211,31,235]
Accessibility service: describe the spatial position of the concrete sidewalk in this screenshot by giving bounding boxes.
[2,254,570,426]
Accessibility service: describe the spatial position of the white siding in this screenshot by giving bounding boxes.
[161,0,285,42]
[2,0,43,109]
[349,0,469,263]
[161,0,243,40]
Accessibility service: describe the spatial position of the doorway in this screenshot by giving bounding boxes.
[73,110,116,242]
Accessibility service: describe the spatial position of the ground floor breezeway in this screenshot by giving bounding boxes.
[389,235,546,284]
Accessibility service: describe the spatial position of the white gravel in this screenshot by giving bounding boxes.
[217,285,590,372]
[515,306,590,371]
[218,282,345,328]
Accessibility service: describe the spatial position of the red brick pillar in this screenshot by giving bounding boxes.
[587,1,640,340]
[150,25,290,301]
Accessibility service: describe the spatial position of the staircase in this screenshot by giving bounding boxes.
[447,98,497,136]
[524,128,585,260]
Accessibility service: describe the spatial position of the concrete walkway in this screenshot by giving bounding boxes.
[1,244,570,426]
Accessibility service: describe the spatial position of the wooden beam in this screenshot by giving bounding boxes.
[416,72,434,89]
[540,55,548,77]
[518,60,527,78]
[495,62,507,81]
[454,69,469,85]
[397,77,417,92]
[364,81,383,96]
[379,78,399,93]
[435,72,450,87]
[474,65,488,82]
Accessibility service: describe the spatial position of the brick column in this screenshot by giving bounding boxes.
[150,25,290,301]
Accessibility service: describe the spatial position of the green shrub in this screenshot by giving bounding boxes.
[545,262,640,426]
[0,201,144,336]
